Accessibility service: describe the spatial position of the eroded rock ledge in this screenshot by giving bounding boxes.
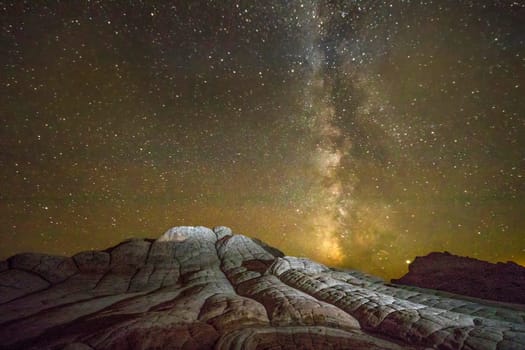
[393,251,525,305]
[0,226,524,349]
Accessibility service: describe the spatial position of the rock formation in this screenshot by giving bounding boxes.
[0,226,524,349]
[392,251,525,305]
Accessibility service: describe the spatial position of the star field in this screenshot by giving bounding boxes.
[1,1,524,279]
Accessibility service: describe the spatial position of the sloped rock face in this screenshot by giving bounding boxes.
[0,227,523,350]
[393,252,525,305]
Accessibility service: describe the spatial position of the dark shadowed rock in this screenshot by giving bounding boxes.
[0,227,524,350]
[0,260,8,272]
[8,253,78,284]
[73,251,110,273]
[250,236,285,258]
[392,251,525,304]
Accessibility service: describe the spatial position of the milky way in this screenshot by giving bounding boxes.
[1,1,524,279]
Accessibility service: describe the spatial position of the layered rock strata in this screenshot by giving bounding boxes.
[393,251,525,305]
[0,226,523,349]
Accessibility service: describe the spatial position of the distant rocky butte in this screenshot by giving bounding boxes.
[392,251,525,305]
[0,227,524,350]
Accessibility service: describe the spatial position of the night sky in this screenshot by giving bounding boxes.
[1,1,524,279]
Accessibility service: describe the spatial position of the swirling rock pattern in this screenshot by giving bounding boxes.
[0,226,524,349]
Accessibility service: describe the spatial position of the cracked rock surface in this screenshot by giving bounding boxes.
[0,226,524,349]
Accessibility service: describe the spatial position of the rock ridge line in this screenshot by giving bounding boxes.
[0,226,523,350]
